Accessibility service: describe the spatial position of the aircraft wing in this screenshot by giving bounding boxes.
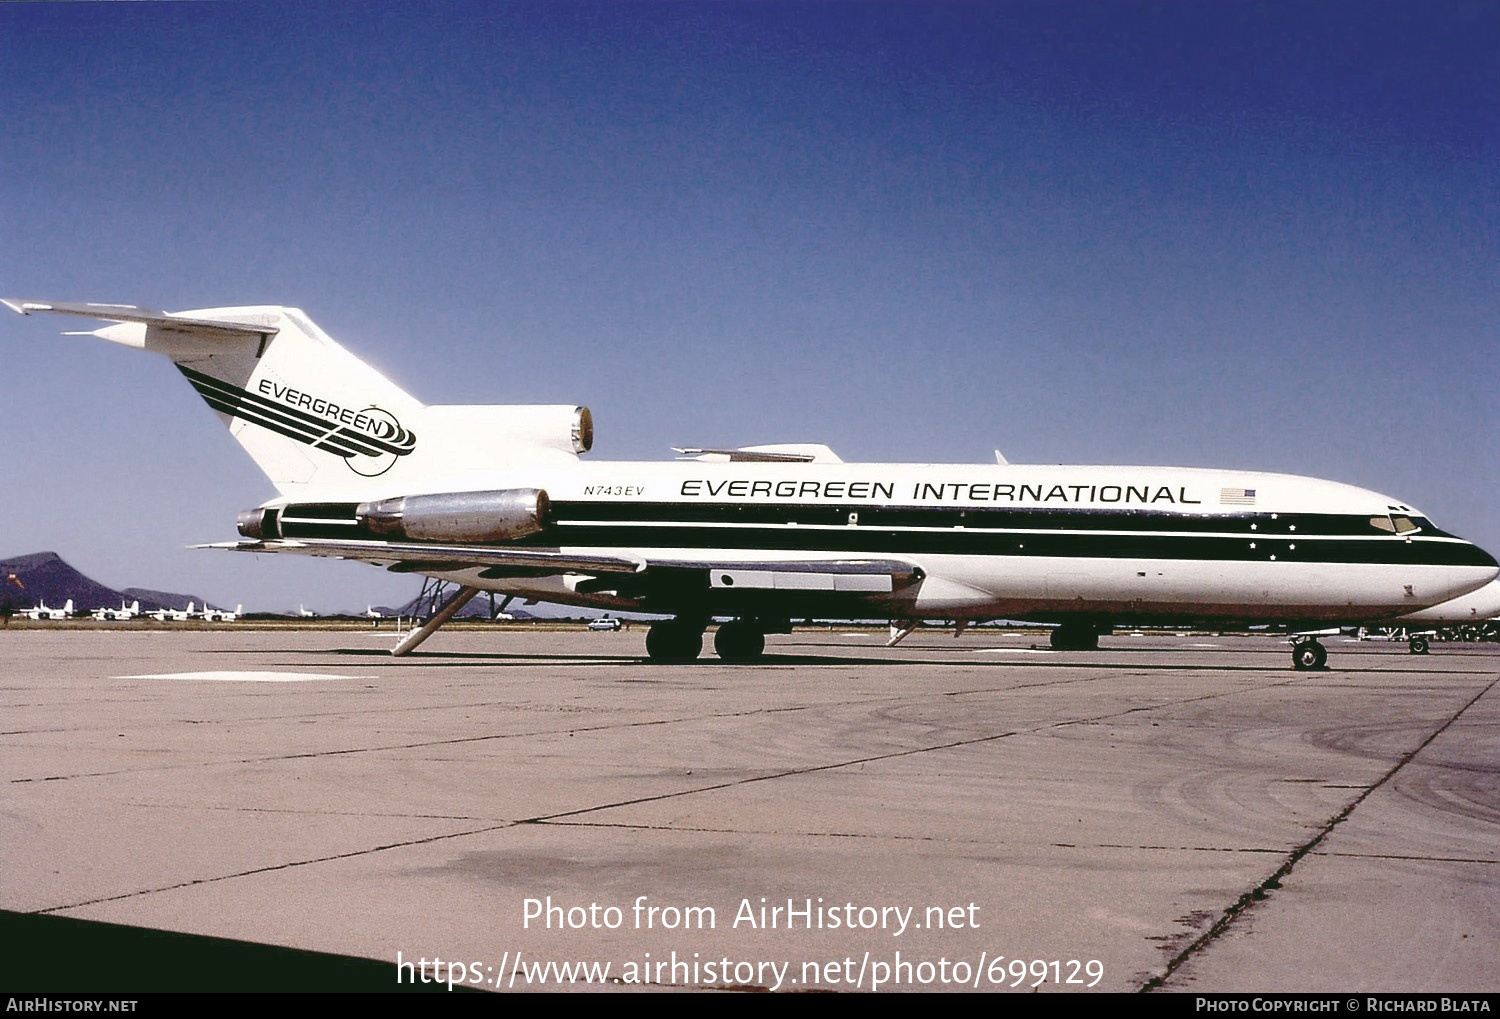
[201,539,648,575]
[203,538,921,588]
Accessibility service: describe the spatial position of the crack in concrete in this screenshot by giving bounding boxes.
[1138,677,1498,992]
[8,667,1295,786]
[40,822,516,915]
[26,670,1346,919]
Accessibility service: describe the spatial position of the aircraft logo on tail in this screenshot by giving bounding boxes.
[177,364,416,476]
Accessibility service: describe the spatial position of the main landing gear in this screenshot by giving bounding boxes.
[1291,639,1328,671]
[713,620,766,662]
[1049,621,1100,651]
[645,618,769,663]
[645,619,704,663]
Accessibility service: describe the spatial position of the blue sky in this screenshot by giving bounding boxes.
[2,1,1496,612]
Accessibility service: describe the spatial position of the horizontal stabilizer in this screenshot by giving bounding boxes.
[3,300,279,341]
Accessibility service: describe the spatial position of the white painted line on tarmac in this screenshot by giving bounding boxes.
[116,671,369,682]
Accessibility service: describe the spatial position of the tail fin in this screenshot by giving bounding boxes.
[172,306,426,493]
[7,300,594,495]
[5,301,423,495]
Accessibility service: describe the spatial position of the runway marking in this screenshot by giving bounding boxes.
[115,671,367,682]
[969,647,1052,654]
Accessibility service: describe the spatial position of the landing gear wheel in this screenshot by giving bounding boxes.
[1292,640,1327,670]
[714,621,766,662]
[1050,625,1100,651]
[646,621,704,663]
[1408,636,1430,655]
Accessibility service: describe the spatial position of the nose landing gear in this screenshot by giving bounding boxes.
[1291,639,1328,670]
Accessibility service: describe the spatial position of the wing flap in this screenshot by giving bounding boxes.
[670,558,922,591]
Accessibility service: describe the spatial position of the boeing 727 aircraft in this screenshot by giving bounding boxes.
[7,299,1496,669]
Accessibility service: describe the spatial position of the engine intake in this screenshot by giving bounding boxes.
[356,488,551,543]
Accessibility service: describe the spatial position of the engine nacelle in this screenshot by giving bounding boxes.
[237,507,276,540]
[356,488,551,543]
[420,404,593,459]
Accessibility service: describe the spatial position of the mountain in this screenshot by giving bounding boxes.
[1,552,125,613]
[121,588,208,612]
[0,551,211,614]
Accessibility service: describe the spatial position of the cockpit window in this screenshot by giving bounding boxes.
[1370,514,1423,534]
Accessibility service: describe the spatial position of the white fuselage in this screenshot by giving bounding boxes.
[267,460,1498,626]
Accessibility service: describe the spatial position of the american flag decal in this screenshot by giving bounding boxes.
[1220,488,1257,505]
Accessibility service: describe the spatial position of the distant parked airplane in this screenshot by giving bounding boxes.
[92,600,140,621]
[1368,578,1500,654]
[200,604,242,622]
[22,599,72,620]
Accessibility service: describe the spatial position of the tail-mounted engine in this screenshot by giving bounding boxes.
[357,489,551,542]
[238,488,552,544]
[418,404,593,459]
